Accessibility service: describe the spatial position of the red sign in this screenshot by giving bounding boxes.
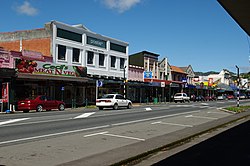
[208,78,213,87]
[2,82,9,103]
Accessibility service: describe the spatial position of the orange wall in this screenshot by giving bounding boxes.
[0,38,51,56]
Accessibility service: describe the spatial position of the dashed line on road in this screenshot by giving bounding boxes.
[151,121,193,127]
[74,112,96,119]
[84,131,145,141]
[185,115,218,120]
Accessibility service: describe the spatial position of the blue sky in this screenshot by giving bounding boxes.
[0,0,249,73]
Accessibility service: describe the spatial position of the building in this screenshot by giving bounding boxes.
[0,21,129,106]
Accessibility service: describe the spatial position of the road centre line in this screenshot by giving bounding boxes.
[0,125,110,145]
[151,121,193,127]
[84,131,145,141]
[185,115,218,120]
[112,110,201,126]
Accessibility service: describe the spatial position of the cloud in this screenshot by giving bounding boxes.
[15,1,38,16]
[102,0,141,13]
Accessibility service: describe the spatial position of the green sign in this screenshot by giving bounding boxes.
[87,36,106,48]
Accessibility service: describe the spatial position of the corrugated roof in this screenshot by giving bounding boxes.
[171,66,186,74]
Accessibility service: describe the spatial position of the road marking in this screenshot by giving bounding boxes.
[207,111,229,115]
[84,131,145,141]
[145,107,152,111]
[0,125,110,145]
[151,121,193,127]
[0,118,30,126]
[217,101,225,104]
[185,115,218,120]
[74,112,96,119]
[84,131,108,137]
[201,103,209,105]
[112,110,200,126]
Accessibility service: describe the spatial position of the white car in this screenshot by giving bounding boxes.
[96,94,132,110]
[174,93,190,103]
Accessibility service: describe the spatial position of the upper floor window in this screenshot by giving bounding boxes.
[57,28,82,43]
[58,45,66,61]
[120,58,125,69]
[110,43,126,53]
[87,51,94,65]
[99,53,105,67]
[111,56,116,68]
[72,48,80,63]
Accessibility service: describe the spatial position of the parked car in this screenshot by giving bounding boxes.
[205,96,213,101]
[173,93,190,103]
[18,95,65,113]
[96,94,132,110]
[239,94,247,100]
[226,95,235,100]
[217,95,226,100]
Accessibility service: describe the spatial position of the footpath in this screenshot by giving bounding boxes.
[59,103,250,166]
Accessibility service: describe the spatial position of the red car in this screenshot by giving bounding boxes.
[227,95,235,100]
[18,95,65,113]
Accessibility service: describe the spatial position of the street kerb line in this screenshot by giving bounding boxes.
[112,110,201,126]
[0,125,110,145]
[151,121,193,127]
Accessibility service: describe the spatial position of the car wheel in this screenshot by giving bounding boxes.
[36,105,43,112]
[99,107,103,110]
[58,104,65,111]
[113,103,118,110]
[23,110,29,113]
[127,103,132,109]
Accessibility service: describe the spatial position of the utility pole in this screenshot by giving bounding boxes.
[235,65,240,107]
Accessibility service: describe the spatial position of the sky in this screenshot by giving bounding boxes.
[0,0,250,73]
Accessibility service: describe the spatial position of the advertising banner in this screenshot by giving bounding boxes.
[16,59,87,77]
[208,78,213,87]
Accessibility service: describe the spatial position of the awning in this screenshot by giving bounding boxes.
[217,83,233,91]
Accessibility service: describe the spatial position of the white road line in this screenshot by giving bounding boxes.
[84,131,108,137]
[74,112,96,119]
[102,133,145,141]
[201,103,209,105]
[185,115,218,120]
[207,111,229,115]
[145,107,152,111]
[0,125,110,145]
[112,110,200,126]
[151,121,193,127]
[0,118,30,126]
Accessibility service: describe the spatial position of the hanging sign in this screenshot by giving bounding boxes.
[2,82,9,103]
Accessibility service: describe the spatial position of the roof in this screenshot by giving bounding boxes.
[171,66,187,74]
[218,0,250,36]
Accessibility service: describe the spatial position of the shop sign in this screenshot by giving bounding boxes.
[161,82,165,87]
[144,71,152,79]
[208,78,213,87]
[16,59,87,77]
[0,53,14,68]
[22,50,44,60]
[1,82,9,103]
[87,36,106,48]
[170,83,180,88]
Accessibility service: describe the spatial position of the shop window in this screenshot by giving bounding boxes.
[73,48,80,63]
[111,56,116,68]
[58,45,66,61]
[87,51,94,65]
[99,53,105,67]
[120,58,125,69]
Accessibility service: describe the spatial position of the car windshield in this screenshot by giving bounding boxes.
[175,94,182,96]
[100,95,114,99]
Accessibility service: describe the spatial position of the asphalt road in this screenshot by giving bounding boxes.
[0,100,249,166]
[153,118,250,166]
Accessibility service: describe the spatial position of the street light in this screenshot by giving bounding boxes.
[236,65,240,107]
[123,66,127,98]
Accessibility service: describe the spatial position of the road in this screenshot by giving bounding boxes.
[0,100,249,166]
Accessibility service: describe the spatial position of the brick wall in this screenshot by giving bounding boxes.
[0,38,51,56]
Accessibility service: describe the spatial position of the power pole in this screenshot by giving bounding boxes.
[236,65,240,107]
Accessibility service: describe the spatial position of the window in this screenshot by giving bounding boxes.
[57,28,82,43]
[120,58,125,69]
[111,56,116,68]
[58,45,66,60]
[99,53,105,67]
[110,43,126,53]
[87,51,94,65]
[72,48,80,63]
